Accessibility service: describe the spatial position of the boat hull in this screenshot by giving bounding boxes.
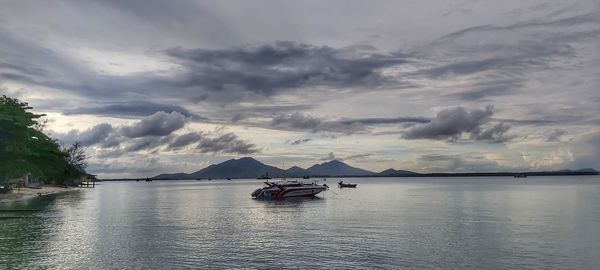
[251,181,327,199]
[278,187,326,197]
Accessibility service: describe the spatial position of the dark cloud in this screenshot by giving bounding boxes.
[437,12,600,44]
[196,132,258,155]
[344,153,372,160]
[226,104,314,123]
[289,138,311,145]
[339,117,430,125]
[420,42,574,79]
[270,113,366,134]
[417,11,599,102]
[123,136,172,152]
[270,113,432,134]
[403,106,511,143]
[317,152,371,161]
[164,41,412,98]
[64,101,200,119]
[121,111,187,138]
[492,118,557,126]
[167,132,203,149]
[450,80,523,101]
[272,113,322,130]
[470,122,512,143]
[53,123,113,146]
[231,114,245,123]
[546,129,567,142]
[320,152,337,161]
[65,123,258,156]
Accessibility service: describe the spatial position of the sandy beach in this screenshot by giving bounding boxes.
[0,186,79,203]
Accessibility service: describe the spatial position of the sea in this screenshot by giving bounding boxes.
[1,176,599,269]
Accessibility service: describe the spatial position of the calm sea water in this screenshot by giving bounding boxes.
[1,176,600,269]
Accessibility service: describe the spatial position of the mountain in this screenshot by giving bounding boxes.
[375,169,419,177]
[285,166,309,177]
[151,157,598,180]
[153,157,286,179]
[152,158,376,179]
[558,168,598,173]
[152,172,190,180]
[576,168,599,173]
[306,160,374,176]
[188,157,286,179]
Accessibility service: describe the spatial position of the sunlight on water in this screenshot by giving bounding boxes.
[1,176,600,269]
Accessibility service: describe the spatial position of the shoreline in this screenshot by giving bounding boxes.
[0,185,80,203]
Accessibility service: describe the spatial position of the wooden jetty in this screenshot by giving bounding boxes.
[78,174,97,188]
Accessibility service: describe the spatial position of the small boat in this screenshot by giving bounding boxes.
[514,173,527,178]
[251,180,328,199]
[338,181,357,188]
[302,175,310,179]
[257,172,272,180]
[145,177,152,182]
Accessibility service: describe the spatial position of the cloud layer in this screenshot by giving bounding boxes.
[403,106,511,143]
[1,0,598,177]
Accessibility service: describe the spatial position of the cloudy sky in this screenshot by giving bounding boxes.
[1,0,599,178]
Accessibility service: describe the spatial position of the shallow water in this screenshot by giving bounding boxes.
[1,176,599,269]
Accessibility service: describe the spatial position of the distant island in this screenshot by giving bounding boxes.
[116,157,599,181]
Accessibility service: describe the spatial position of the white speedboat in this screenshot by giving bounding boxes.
[251,180,328,199]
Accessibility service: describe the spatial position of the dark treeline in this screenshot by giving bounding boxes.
[0,95,87,185]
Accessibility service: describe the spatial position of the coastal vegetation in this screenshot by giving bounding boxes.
[0,95,87,186]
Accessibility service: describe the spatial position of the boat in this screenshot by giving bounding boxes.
[338,181,357,188]
[257,172,272,180]
[514,173,527,178]
[145,177,152,182]
[251,180,328,199]
[302,175,310,179]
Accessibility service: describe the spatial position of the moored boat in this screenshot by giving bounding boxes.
[251,180,327,199]
[338,181,357,188]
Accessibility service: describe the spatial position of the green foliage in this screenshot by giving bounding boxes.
[62,142,88,182]
[0,95,86,184]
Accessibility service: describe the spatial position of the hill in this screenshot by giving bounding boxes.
[305,160,374,176]
[285,166,309,177]
[375,169,419,177]
[153,157,287,180]
[150,157,599,180]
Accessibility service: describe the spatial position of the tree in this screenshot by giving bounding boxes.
[62,142,88,182]
[0,95,85,184]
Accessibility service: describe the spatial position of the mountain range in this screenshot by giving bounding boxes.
[151,157,599,180]
[153,157,402,180]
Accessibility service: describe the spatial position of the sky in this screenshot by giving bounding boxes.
[1,0,599,178]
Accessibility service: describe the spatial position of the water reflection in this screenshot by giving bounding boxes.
[256,196,325,207]
[1,177,600,269]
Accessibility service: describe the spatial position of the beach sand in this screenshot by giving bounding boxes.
[0,186,79,203]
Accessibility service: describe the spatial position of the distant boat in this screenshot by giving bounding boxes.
[302,175,310,179]
[145,177,152,182]
[257,172,272,180]
[338,180,357,188]
[136,179,140,182]
[226,177,231,180]
[514,173,527,178]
